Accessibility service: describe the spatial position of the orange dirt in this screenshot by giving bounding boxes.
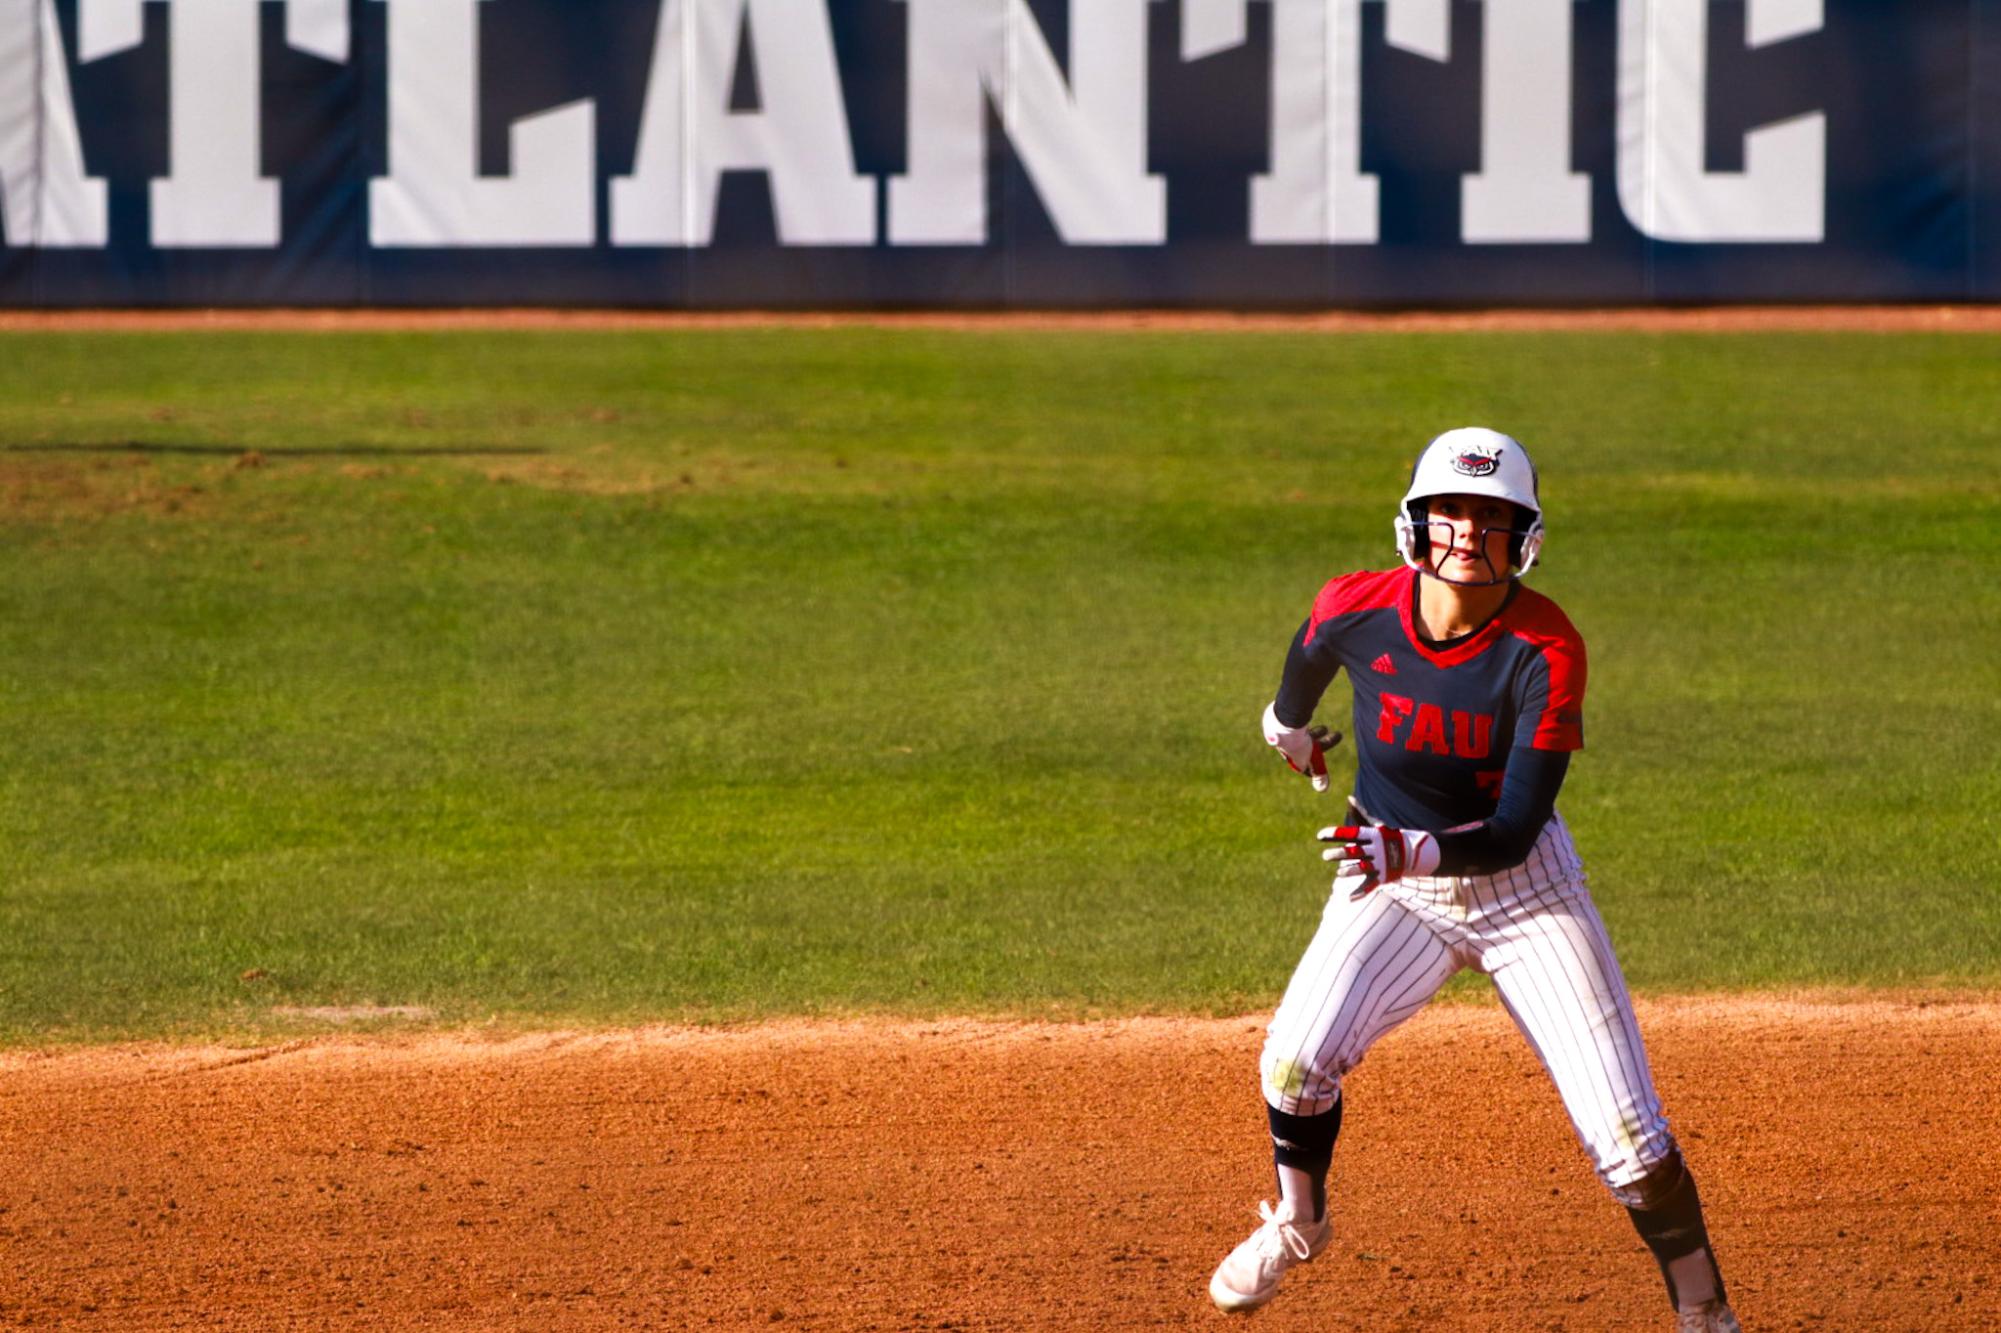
[4,306,2001,333]
[1,997,1996,1331]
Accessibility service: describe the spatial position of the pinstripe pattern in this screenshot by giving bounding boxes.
[1261,887,1459,1116]
[1259,811,1675,1191]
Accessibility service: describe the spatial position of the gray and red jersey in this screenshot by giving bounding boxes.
[1274,567,1587,836]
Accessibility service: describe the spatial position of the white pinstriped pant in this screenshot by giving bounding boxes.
[1259,811,1676,1193]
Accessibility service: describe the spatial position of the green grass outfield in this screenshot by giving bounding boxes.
[2,328,1997,1043]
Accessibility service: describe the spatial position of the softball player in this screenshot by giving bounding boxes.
[1208,429,1740,1332]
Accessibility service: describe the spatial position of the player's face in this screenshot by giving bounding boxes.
[1424,493,1517,583]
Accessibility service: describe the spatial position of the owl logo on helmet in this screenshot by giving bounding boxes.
[1392,427,1546,587]
[1450,444,1502,478]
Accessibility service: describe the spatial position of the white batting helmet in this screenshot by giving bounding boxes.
[1393,427,1545,584]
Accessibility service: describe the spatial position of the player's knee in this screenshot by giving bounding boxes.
[1607,1150,1688,1212]
[1260,1046,1344,1115]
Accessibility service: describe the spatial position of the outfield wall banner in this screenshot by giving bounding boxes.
[1,0,1998,307]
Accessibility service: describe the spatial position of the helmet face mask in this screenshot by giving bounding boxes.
[1399,507,1541,587]
[1393,428,1545,586]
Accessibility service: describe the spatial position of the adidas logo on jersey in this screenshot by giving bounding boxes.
[1371,653,1397,675]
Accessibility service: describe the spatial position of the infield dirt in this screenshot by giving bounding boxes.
[2,996,1996,1330]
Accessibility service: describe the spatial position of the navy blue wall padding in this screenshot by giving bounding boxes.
[3,1,1997,307]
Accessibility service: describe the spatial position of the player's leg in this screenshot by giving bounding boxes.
[1619,1151,1738,1331]
[1260,878,1460,1211]
[1210,880,1460,1312]
[1480,880,1734,1327]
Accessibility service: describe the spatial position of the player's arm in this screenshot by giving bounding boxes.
[1316,754,1567,890]
[1272,618,1340,728]
[1429,748,1570,875]
[1263,618,1344,791]
[1430,618,1585,874]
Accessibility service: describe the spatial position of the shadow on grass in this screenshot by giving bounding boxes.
[1,442,547,458]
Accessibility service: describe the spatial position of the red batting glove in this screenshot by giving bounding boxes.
[1318,824,1440,899]
[1262,702,1342,793]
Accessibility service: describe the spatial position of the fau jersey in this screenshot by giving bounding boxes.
[1274,568,1586,834]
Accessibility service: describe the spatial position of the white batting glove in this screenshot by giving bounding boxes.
[1262,702,1341,792]
[1319,824,1440,898]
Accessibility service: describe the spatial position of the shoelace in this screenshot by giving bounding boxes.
[1251,1200,1315,1263]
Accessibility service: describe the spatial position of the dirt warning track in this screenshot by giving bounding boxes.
[2,997,1996,1330]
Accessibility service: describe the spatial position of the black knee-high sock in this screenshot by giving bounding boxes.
[1626,1156,1725,1311]
[1267,1098,1342,1223]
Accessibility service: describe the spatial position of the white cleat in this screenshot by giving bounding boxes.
[1675,1300,1743,1332]
[1207,1199,1332,1313]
